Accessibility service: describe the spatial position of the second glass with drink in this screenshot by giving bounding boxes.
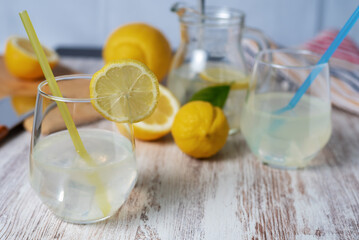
[240,49,332,169]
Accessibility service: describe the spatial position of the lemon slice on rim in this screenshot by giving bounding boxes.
[199,66,249,90]
[133,84,180,140]
[90,59,159,123]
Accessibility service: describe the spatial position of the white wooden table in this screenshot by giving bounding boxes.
[1,58,359,239]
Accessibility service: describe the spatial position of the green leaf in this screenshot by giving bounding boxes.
[189,85,230,108]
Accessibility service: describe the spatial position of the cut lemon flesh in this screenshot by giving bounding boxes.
[90,60,159,123]
[4,36,58,79]
[199,66,249,90]
[133,84,180,140]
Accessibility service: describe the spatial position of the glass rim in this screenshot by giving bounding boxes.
[255,48,329,70]
[38,74,108,102]
[179,6,245,26]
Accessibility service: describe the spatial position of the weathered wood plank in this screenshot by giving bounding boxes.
[1,108,358,239]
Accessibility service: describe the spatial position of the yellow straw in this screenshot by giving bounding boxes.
[19,10,111,217]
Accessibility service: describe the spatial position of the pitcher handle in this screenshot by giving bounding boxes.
[243,27,271,55]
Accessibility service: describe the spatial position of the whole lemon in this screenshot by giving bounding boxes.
[103,23,172,82]
[171,101,229,159]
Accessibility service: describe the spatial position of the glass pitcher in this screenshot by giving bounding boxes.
[168,3,269,134]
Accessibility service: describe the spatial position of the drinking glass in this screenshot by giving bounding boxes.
[240,49,332,169]
[30,74,137,223]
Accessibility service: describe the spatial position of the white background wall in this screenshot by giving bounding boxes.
[0,0,358,54]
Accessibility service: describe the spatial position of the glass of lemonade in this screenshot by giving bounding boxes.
[240,49,332,169]
[30,74,137,223]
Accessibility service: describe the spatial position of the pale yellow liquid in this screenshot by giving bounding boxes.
[168,63,248,134]
[240,92,331,168]
[30,129,137,223]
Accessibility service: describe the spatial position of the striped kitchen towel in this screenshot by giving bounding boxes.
[303,29,359,115]
[243,29,359,116]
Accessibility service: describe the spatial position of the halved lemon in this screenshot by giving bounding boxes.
[4,36,59,79]
[199,66,249,90]
[90,59,159,123]
[133,84,180,141]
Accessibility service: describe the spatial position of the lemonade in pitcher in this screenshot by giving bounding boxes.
[168,62,249,134]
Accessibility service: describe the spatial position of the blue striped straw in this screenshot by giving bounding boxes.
[276,5,359,114]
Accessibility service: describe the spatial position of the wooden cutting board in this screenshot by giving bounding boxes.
[0,55,86,133]
[0,56,77,98]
